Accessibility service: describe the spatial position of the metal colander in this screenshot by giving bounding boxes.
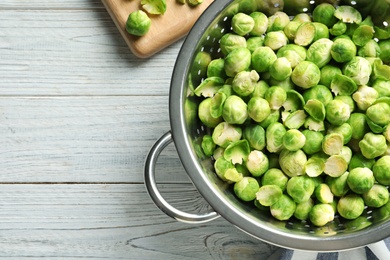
[145,0,390,252]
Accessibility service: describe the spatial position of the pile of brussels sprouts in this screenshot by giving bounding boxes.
[194,3,390,227]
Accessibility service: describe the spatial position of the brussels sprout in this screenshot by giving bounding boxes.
[319,65,342,88]
[338,194,365,220]
[348,113,369,140]
[302,85,333,106]
[334,95,356,114]
[201,134,216,157]
[334,5,363,24]
[210,92,227,118]
[343,57,372,86]
[247,97,271,123]
[292,13,312,24]
[358,39,382,58]
[266,122,286,153]
[141,0,166,14]
[283,21,300,41]
[294,22,316,47]
[366,102,390,126]
[347,167,375,194]
[291,61,321,89]
[283,90,305,112]
[352,25,375,47]
[246,150,269,177]
[234,176,260,201]
[267,11,290,32]
[325,99,351,126]
[224,47,251,77]
[279,149,307,177]
[340,146,353,164]
[294,198,314,221]
[277,44,307,68]
[256,184,283,206]
[246,36,265,53]
[373,60,390,81]
[261,168,288,191]
[222,95,247,125]
[251,80,269,98]
[349,152,375,171]
[312,3,337,27]
[125,10,151,36]
[187,0,203,6]
[264,31,289,51]
[212,122,242,148]
[373,155,390,185]
[286,175,315,203]
[304,99,326,121]
[310,203,335,227]
[232,70,259,97]
[269,57,292,81]
[220,33,247,55]
[214,156,242,183]
[213,146,224,160]
[243,124,266,150]
[313,22,330,42]
[283,110,307,129]
[329,21,348,36]
[194,76,225,97]
[352,86,378,111]
[224,139,250,165]
[207,58,226,78]
[282,129,306,152]
[251,46,277,73]
[305,154,326,177]
[330,74,358,96]
[198,98,223,128]
[306,38,333,68]
[270,194,296,221]
[326,171,350,197]
[301,130,324,155]
[231,12,255,36]
[363,184,389,208]
[304,116,326,132]
[331,37,357,63]
[324,154,348,177]
[359,133,387,159]
[379,39,390,63]
[265,86,287,110]
[268,77,295,92]
[322,132,344,156]
[260,109,281,129]
[249,12,268,36]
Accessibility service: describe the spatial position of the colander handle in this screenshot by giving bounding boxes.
[144,131,220,224]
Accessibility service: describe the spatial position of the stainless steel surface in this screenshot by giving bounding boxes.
[148,0,390,252]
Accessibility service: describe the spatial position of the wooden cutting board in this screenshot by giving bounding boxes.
[102,0,215,58]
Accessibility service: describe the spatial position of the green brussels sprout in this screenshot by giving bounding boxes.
[327,123,353,145]
[198,98,223,128]
[334,5,363,24]
[270,194,296,221]
[319,65,342,88]
[292,13,312,24]
[334,95,355,113]
[222,95,248,125]
[207,58,226,78]
[325,99,351,126]
[304,99,326,121]
[277,44,307,68]
[340,146,353,164]
[331,37,357,63]
[302,85,333,106]
[322,132,344,156]
[212,122,242,148]
[315,183,334,204]
[359,133,387,159]
[286,175,315,203]
[313,22,330,42]
[283,21,300,41]
[234,176,260,201]
[214,156,243,183]
[291,61,321,89]
[347,167,375,194]
[309,203,335,227]
[366,102,390,127]
[261,168,288,191]
[342,57,372,86]
[201,134,216,157]
[279,149,307,177]
[265,86,287,110]
[282,129,306,152]
[246,150,269,177]
[264,31,289,51]
[251,46,277,73]
[232,70,259,97]
[305,154,326,177]
[254,199,269,211]
[125,10,151,36]
[379,39,390,63]
[294,198,314,221]
[283,110,307,129]
[294,22,316,47]
[251,80,269,98]
[256,184,283,206]
[243,124,266,150]
[247,97,271,123]
[312,3,337,27]
[324,154,348,177]
[249,12,268,36]
[337,194,365,220]
[349,152,375,171]
[194,76,225,97]
[268,77,295,92]
[260,109,281,129]
[362,184,389,208]
[330,74,358,96]
[213,146,224,160]
[302,130,324,155]
[326,171,350,197]
[210,92,227,118]
[306,38,333,68]
[358,39,381,58]
[224,47,251,77]
[266,122,286,153]
[373,60,390,81]
[246,36,265,53]
[329,21,348,36]
[269,57,292,81]
[141,0,166,14]
[372,155,390,185]
[232,12,255,36]
[267,11,290,32]
[348,113,369,140]
[352,25,375,47]
[187,0,203,6]
[283,90,305,112]
[220,33,247,55]
[304,116,325,132]
[224,139,251,165]
[352,85,378,111]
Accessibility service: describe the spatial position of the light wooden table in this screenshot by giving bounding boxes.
[0,1,282,258]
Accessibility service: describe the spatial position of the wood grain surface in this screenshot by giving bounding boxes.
[101,0,214,58]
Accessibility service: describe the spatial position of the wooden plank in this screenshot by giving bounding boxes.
[0,10,182,96]
[0,184,280,259]
[0,96,191,183]
[0,0,104,9]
